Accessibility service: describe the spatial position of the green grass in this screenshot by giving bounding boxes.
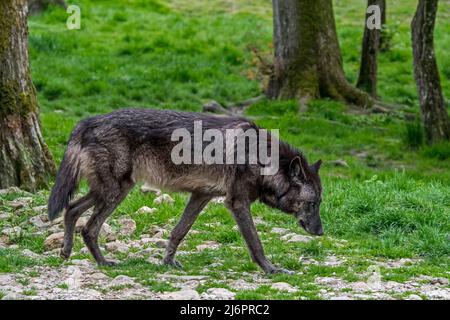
[0,249,36,273]
[0,0,449,300]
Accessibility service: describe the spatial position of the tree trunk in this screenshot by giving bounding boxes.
[267,0,371,108]
[379,0,387,49]
[411,0,450,144]
[27,0,67,15]
[356,0,382,98]
[0,0,55,191]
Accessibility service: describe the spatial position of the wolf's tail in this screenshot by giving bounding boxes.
[48,142,82,220]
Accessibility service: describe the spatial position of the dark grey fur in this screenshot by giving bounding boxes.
[48,109,323,274]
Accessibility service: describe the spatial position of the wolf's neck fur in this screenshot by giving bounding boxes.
[259,140,302,194]
[278,141,303,173]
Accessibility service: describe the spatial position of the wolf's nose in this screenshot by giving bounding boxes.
[316,227,323,236]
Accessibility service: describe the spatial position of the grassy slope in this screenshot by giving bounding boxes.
[0,0,449,299]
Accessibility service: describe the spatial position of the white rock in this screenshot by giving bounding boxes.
[136,206,157,214]
[16,196,33,203]
[424,289,450,300]
[1,292,24,300]
[44,232,65,250]
[430,278,449,285]
[83,289,102,299]
[271,227,290,235]
[100,223,116,241]
[271,282,297,293]
[406,294,422,300]
[351,281,372,292]
[118,218,136,237]
[22,249,40,259]
[89,272,109,281]
[228,279,259,291]
[2,226,22,237]
[161,275,209,281]
[152,231,164,239]
[30,215,47,229]
[141,237,168,248]
[110,275,136,287]
[75,216,90,233]
[140,183,161,195]
[105,240,129,253]
[32,205,47,214]
[0,274,15,286]
[140,237,154,244]
[154,194,174,205]
[146,256,161,265]
[47,224,63,234]
[196,241,220,251]
[129,240,143,249]
[8,197,33,209]
[323,255,346,267]
[284,234,313,243]
[315,277,343,286]
[154,239,168,248]
[253,216,266,226]
[160,289,200,300]
[0,186,22,195]
[201,288,235,300]
[64,266,83,289]
[51,217,63,225]
[330,296,353,300]
[79,247,90,255]
[151,226,167,235]
[71,259,91,267]
[0,213,11,220]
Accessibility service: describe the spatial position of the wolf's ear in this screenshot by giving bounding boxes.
[310,160,322,173]
[289,156,308,181]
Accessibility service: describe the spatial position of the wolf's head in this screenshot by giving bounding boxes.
[260,153,323,236]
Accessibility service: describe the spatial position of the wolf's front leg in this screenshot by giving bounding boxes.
[226,198,293,275]
[163,193,212,268]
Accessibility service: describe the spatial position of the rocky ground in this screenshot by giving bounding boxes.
[0,186,449,300]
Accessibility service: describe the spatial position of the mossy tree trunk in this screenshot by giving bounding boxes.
[411,0,450,144]
[0,0,55,191]
[356,0,383,98]
[267,0,371,108]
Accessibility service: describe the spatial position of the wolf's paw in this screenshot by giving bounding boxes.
[163,257,183,269]
[98,260,117,267]
[265,266,295,275]
[60,248,71,260]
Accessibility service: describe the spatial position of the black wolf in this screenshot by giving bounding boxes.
[48,109,323,274]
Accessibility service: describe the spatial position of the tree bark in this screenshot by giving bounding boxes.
[379,0,387,49]
[27,0,67,15]
[267,0,371,108]
[356,0,382,98]
[411,0,450,144]
[0,0,55,191]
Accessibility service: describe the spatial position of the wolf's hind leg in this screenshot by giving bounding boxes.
[61,192,96,260]
[163,193,212,268]
[81,181,134,266]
